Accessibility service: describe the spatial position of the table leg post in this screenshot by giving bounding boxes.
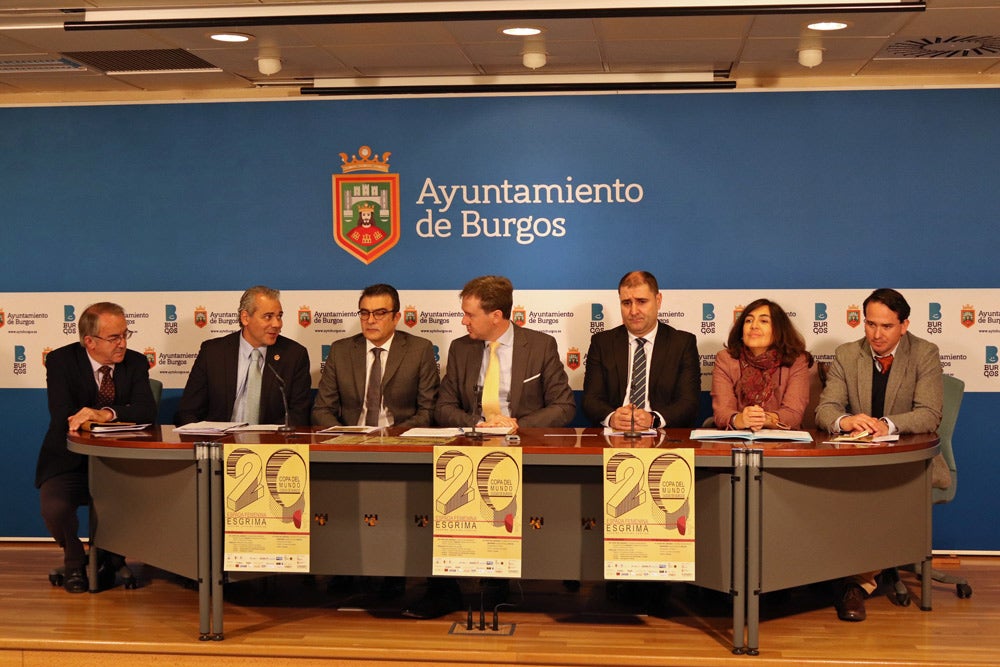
[730,449,746,655]
[87,457,100,594]
[920,460,933,612]
[745,449,762,657]
[210,442,225,640]
[920,556,933,611]
[196,442,212,640]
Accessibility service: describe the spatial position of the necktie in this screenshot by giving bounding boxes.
[876,354,893,375]
[97,365,115,408]
[481,341,501,420]
[365,348,383,427]
[629,338,647,409]
[246,349,262,424]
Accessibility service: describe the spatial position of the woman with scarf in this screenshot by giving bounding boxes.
[712,298,813,430]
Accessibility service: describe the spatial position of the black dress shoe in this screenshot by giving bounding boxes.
[402,579,463,619]
[63,567,89,594]
[378,576,407,600]
[836,583,867,622]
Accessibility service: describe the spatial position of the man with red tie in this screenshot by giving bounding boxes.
[816,288,943,621]
[35,302,157,593]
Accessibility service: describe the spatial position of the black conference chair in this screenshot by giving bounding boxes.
[885,374,972,605]
[48,378,163,591]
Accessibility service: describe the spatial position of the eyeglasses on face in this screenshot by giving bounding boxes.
[92,330,136,344]
[357,309,396,320]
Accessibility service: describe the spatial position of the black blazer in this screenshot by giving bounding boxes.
[35,343,157,487]
[582,321,701,427]
[175,331,312,426]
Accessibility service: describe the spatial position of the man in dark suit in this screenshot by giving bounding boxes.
[312,284,438,429]
[816,288,942,622]
[582,270,700,430]
[35,302,157,593]
[435,275,575,430]
[176,286,311,427]
[407,276,574,620]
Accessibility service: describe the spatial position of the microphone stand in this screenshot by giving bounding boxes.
[622,404,642,439]
[266,363,295,433]
[466,384,486,441]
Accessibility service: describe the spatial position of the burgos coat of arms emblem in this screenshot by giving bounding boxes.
[333,145,400,264]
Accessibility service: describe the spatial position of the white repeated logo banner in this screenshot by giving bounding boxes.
[1,289,997,392]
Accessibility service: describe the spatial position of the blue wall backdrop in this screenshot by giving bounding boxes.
[2,89,998,549]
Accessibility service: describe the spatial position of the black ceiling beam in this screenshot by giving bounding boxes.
[65,2,924,31]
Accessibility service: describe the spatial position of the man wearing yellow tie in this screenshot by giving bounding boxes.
[434,275,575,431]
[408,276,575,620]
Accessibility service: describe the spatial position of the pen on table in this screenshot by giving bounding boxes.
[544,433,597,437]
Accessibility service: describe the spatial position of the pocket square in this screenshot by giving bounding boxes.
[523,373,541,383]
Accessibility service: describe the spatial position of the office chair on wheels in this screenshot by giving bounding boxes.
[885,374,972,605]
[48,378,162,592]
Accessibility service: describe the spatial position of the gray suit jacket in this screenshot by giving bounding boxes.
[815,331,942,434]
[311,330,439,428]
[435,324,576,428]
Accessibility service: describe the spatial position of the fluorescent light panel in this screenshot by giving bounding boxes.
[303,72,734,95]
[313,72,716,88]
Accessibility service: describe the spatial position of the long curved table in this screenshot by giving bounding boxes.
[69,427,939,654]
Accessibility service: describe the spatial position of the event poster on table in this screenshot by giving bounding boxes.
[223,442,311,572]
[432,445,523,578]
[604,448,696,581]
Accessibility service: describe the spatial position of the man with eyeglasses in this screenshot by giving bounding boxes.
[176,285,312,427]
[313,283,438,429]
[35,302,157,593]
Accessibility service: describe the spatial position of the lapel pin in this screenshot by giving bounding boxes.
[273,354,280,361]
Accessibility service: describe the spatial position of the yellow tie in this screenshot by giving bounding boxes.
[481,341,501,420]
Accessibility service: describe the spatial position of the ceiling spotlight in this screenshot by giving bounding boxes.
[807,21,848,31]
[798,47,824,68]
[210,32,253,43]
[503,27,542,37]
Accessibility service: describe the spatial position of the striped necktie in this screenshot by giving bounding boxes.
[629,338,647,409]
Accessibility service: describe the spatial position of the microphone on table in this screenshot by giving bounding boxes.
[466,384,485,440]
[266,363,295,433]
[623,403,642,439]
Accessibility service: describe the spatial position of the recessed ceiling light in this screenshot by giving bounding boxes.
[210,32,253,43]
[502,27,542,37]
[807,21,848,31]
